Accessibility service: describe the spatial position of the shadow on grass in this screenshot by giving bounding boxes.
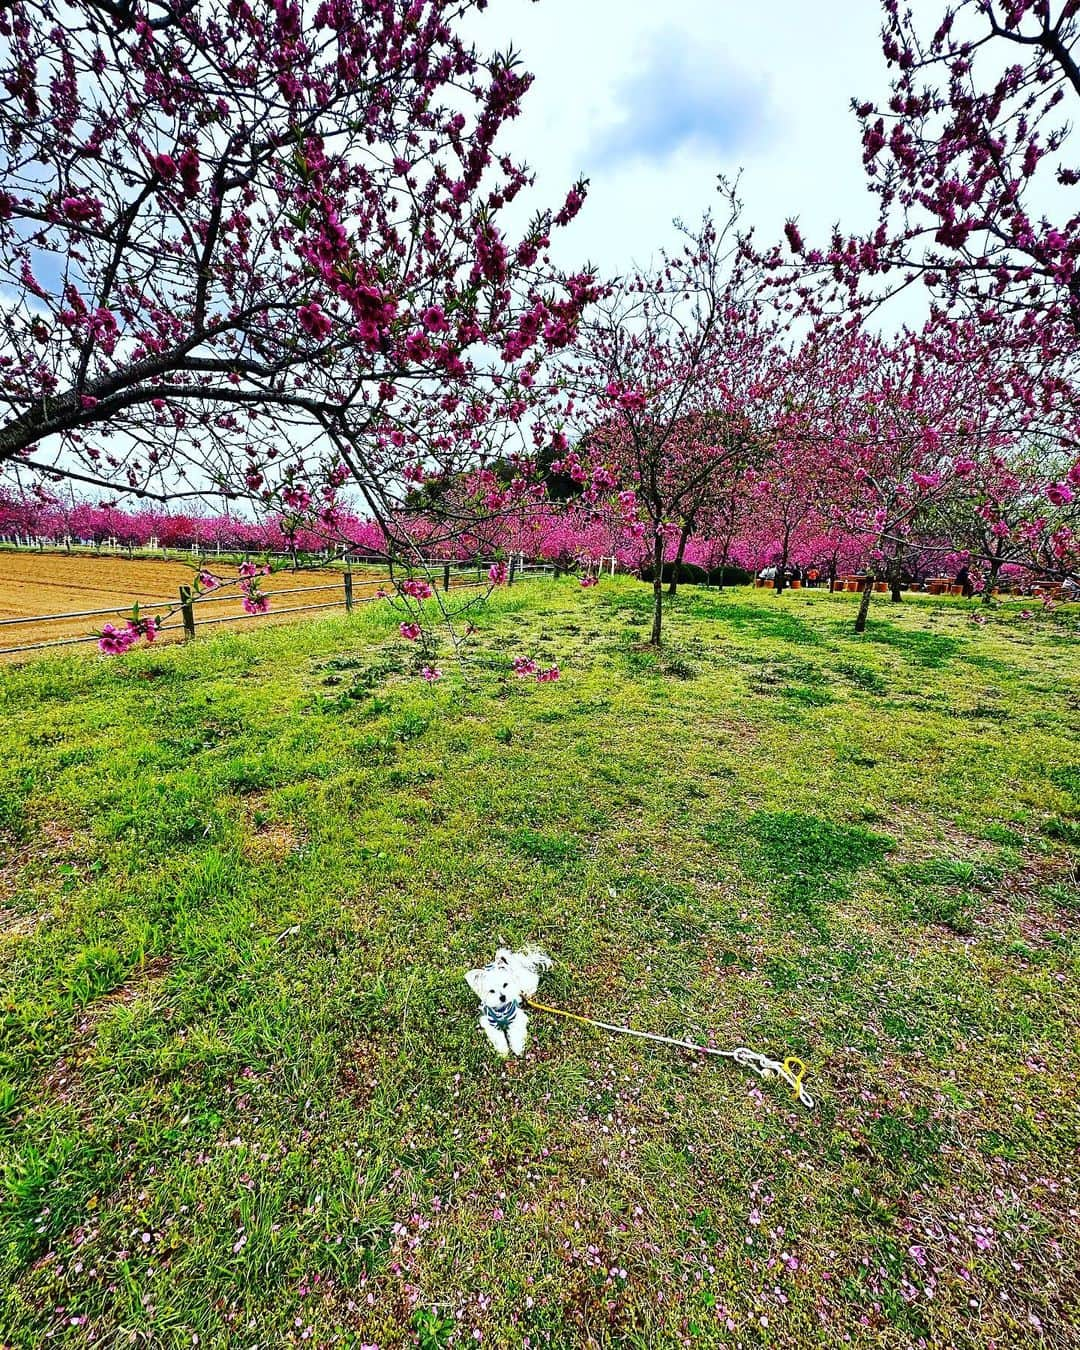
[1047,764,1080,805]
[596,583,822,646]
[710,599,824,646]
[841,621,959,669]
[713,811,893,933]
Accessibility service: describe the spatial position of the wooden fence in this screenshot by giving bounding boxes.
[0,560,557,659]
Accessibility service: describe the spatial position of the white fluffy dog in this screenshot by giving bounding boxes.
[465,946,552,1057]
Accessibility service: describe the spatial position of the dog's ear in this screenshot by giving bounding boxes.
[464,968,487,998]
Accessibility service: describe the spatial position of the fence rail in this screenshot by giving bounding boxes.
[0,558,557,659]
[0,534,357,563]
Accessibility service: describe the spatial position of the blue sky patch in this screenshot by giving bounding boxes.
[590,33,773,166]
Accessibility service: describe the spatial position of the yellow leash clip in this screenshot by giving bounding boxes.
[783,1056,807,1098]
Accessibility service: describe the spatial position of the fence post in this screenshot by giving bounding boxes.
[443,562,451,592]
[343,569,354,613]
[179,586,196,641]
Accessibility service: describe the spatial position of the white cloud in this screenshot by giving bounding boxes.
[587,29,773,167]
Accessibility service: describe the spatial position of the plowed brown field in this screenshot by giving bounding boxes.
[0,552,391,656]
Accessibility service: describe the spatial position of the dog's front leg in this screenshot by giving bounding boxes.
[479,1014,510,1057]
[505,1010,529,1057]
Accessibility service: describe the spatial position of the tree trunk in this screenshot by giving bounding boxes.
[889,547,903,603]
[983,552,1002,603]
[716,534,732,591]
[773,532,791,593]
[854,576,874,633]
[650,532,664,645]
[668,523,691,596]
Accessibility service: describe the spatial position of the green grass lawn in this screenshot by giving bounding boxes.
[1,579,1078,1348]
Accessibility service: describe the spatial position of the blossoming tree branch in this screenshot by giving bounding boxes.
[0,0,594,566]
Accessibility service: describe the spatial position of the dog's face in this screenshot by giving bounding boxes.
[465,959,525,1011]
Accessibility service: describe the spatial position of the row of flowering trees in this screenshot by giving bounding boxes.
[3,427,1075,606]
[552,180,1079,642]
[0,492,385,554]
[0,483,827,574]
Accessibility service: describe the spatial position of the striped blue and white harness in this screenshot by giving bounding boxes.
[484,998,519,1032]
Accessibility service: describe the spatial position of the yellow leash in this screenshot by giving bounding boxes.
[525,995,814,1109]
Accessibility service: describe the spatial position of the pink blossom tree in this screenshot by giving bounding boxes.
[0,0,592,572]
[563,188,778,644]
[849,0,1080,337]
[687,461,759,589]
[745,442,829,595]
[766,1,1080,538]
[779,324,1012,628]
[936,438,1080,596]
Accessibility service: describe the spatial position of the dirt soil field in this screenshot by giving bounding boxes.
[0,552,394,656]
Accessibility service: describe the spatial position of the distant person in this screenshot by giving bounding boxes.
[806,566,819,588]
[956,564,974,598]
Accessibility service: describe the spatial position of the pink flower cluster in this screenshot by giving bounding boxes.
[401,578,434,600]
[239,560,271,615]
[98,615,160,654]
[298,302,332,340]
[512,656,559,682]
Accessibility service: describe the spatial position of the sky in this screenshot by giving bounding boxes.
[463,0,891,279]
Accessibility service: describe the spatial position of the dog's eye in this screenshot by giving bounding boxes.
[502,982,507,990]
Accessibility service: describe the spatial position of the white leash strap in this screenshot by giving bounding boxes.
[526,1000,815,1109]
